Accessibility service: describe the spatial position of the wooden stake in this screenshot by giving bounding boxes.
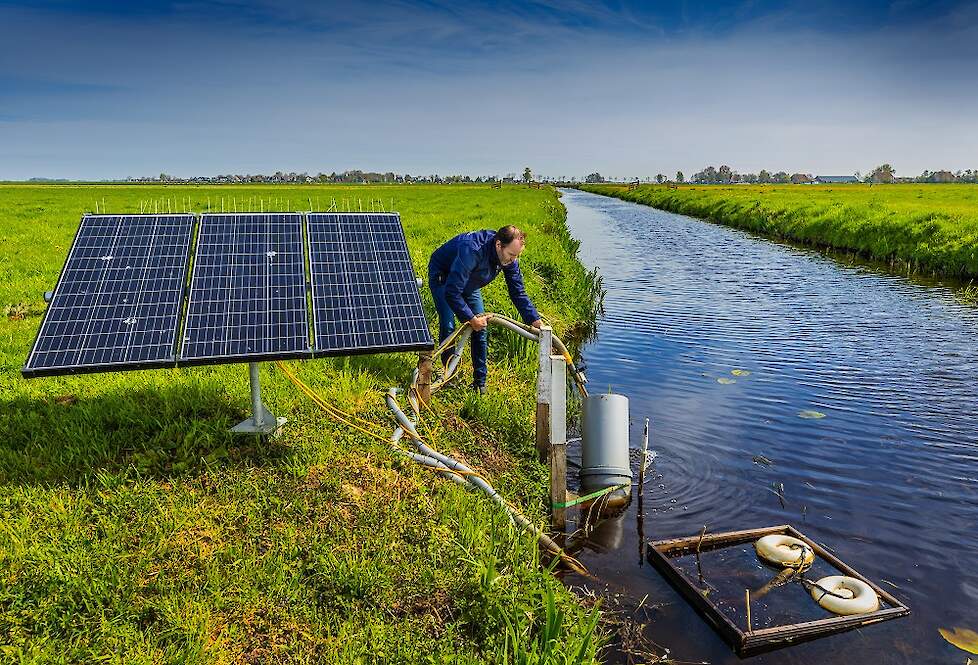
[535,404,550,463]
[417,352,432,404]
[746,589,753,633]
[550,441,566,531]
[696,524,707,583]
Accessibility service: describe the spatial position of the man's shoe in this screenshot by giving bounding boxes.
[471,383,487,395]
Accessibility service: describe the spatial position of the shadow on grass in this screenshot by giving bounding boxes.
[0,383,290,486]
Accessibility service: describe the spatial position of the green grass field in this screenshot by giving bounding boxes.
[0,184,603,663]
[580,183,978,280]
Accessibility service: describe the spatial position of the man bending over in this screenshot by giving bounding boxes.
[428,225,543,393]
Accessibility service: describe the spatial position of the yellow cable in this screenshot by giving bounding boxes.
[275,362,391,444]
[414,386,439,417]
[275,361,492,485]
[275,352,586,575]
[276,361,387,433]
[411,387,442,438]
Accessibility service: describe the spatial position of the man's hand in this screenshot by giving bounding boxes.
[469,315,488,331]
[531,319,543,329]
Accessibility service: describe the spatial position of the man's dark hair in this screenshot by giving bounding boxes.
[495,225,526,246]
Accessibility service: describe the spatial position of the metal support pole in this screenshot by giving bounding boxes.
[231,362,286,436]
[250,362,264,428]
[549,354,567,531]
[535,325,553,462]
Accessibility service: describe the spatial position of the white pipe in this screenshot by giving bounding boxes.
[391,427,470,487]
[489,316,540,341]
[444,328,472,378]
[378,314,589,573]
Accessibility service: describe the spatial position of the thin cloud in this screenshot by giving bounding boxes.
[0,1,975,179]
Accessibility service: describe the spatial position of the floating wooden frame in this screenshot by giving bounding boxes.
[646,524,910,656]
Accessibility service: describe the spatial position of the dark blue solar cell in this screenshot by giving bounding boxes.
[22,214,194,377]
[307,213,433,355]
[179,213,311,364]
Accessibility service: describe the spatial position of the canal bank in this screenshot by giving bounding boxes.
[578,183,978,281]
[559,188,978,664]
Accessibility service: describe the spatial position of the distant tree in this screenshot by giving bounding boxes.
[718,165,733,184]
[655,174,666,184]
[758,169,772,184]
[676,170,684,183]
[585,172,605,183]
[692,166,718,184]
[772,171,790,184]
[523,167,532,183]
[868,164,895,183]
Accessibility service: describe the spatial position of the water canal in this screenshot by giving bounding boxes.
[557,188,978,664]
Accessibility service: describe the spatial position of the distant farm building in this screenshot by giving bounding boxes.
[814,175,859,184]
[790,173,813,184]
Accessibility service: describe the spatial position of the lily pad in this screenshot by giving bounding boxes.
[731,369,751,376]
[717,377,736,385]
[798,410,826,419]
[939,627,978,654]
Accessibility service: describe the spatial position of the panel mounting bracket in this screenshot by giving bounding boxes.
[232,362,286,436]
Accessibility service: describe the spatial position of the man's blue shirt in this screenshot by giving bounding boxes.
[428,230,540,324]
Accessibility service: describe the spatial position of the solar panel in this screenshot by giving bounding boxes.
[307,213,433,355]
[179,213,311,365]
[22,214,194,377]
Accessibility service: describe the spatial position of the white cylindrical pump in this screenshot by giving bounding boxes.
[580,393,633,494]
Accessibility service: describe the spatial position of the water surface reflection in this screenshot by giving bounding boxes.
[559,188,978,664]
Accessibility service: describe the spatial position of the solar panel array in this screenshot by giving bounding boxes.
[22,212,433,378]
[23,215,194,377]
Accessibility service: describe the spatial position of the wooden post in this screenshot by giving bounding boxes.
[417,352,432,404]
[535,325,553,462]
[549,354,567,530]
[551,441,566,531]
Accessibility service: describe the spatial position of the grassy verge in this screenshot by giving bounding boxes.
[0,184,603,663]
[579,183,978,280]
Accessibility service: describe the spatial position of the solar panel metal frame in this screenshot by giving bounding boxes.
[21,213,196,378]
[307,212,434,357]
[178,213,313,367]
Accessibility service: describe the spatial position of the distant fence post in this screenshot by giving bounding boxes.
[535,326,553,462]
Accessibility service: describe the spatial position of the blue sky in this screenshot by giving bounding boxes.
[1,0,975,180]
